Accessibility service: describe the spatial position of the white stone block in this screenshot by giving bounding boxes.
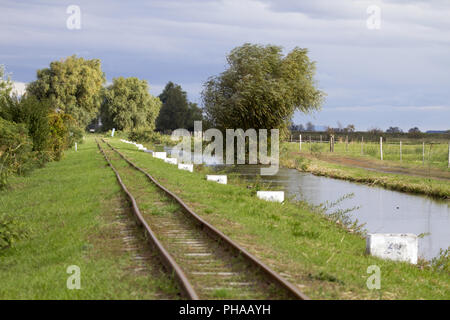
[178,163,194,172]
[366,233,418,264]
[153,152,167,160]
[256,191,284,203]
[164,157,178,165]
[206,175,227,184]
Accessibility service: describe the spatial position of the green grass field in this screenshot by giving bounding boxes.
[0,137,179,299]
[290,140,449,170]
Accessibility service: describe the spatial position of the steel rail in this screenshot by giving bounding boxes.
[96,139,199,300]
[103,139,310,300]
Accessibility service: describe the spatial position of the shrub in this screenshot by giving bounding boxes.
[128,129,177,146]
[0,118,34,189]
[0,213,25,250]
[48,112,70,161]
[311,143,322,155]
[128,129,153,142]
[431,248,449,274]
[13,96,52,152]
[65,116,83,148]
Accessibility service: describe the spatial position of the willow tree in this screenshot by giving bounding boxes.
[202,43,324,136]
[101,77,161,131]
[0,65,12,96]
[27,55,105,128]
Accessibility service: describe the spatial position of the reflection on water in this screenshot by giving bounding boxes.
[166,147,450,260]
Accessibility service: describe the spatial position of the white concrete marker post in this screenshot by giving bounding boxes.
[75,142,77,152]
[153,152,167,160]
[111,128,115,137]
[178,163,194,172]
[206,175,227,184]
[257,191,284,203]
[164,158,178,165]
[380,137,383,161]
[366,233,418,264]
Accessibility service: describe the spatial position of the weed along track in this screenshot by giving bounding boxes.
[96,139,309,300]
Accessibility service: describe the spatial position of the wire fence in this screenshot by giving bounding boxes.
[288,135,450,169]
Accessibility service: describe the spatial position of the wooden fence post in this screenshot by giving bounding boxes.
[400,141,402,162]
[448,142,450,168]
[422,141,425,165]
[309,136,312,153]
[380,137,383,161]
[361,136,364,155]
[447,141,450,168]
[345,136,348,152]
[329,136,332,152]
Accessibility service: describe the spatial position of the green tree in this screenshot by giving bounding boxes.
[0,65,12,110]
[0,65,12,96]
[346,124,356,133]
[185,102,203,131]
[156,82,203,132]
[202,43,324,135]
[101,77,161,131]
[156,82,189,131]
[386,126,402,133]
[10,96,51,152]
[26,55,105,128]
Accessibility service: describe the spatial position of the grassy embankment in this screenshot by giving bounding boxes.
[281,142,450,199]
[0,137,179,299]
[106,137,449,299]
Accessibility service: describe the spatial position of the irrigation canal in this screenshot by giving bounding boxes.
[165,147,450,261]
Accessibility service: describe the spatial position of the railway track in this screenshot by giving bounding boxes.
[96,138,309,300]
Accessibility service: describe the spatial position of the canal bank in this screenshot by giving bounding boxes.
[212,165,450,261]
[108,138,449,299]
[280,146,450,200]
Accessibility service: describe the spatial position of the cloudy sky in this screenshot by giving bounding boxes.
[1,0,449,131]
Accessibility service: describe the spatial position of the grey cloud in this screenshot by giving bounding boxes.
[0,0,449,130]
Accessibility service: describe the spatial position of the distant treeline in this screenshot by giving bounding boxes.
[289,131,450,143]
